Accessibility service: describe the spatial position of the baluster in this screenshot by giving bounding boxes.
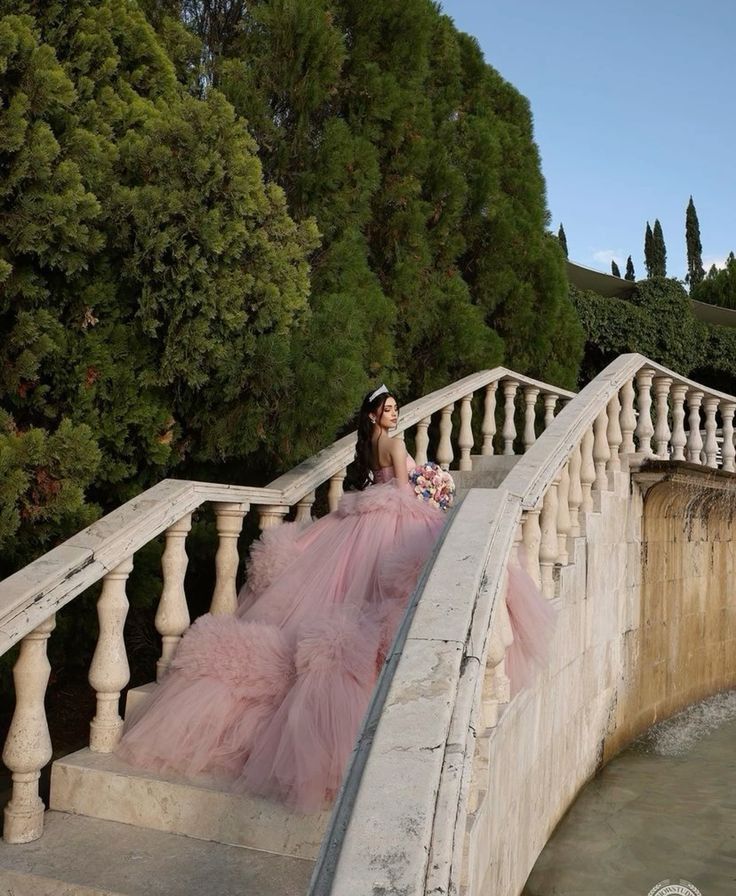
[593,408,610,492]
[523,387,539,452]
[437,404,455,470]
[483,529,520,728]
[483,600,512,729]
[539,481,559,599]
[89,558,133,752]
[328,468,347,512]
[210,503,248,615]
[557,461,571,565]
[294,491,316,523]
[721,402,736,472]
[653,376,672,459]
[619,379,637,455]
[502,380,518,456]
[2,615,55,843]
[670,384,688,461]
[607,392,622,473]
[156,513,192,681]
[543,393,558,430]
[481,383,497,455]
[568,442,583,537]
[258,505,290,529]
[634,368,655,456]
[521,508,542,589]
[458,394,474,471]
[580,427,596,513]
[703,397,719,468]
[415,416,431,465]
[686,390,704,463]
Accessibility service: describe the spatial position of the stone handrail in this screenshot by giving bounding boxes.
[0,480,281,656]
[319,351,736,895]
[0,365,570,845]
[268,368,575,503]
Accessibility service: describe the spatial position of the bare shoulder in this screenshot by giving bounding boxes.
[387,435,407,460]
[387,436,408,473]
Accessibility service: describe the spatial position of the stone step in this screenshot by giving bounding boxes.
[50,749,329,861]
[0,811,312,896]
[453,455,520,489]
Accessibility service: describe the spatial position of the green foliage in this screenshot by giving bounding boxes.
[1,0,584,574]
[178,0,581,443]
[0,414,101,575]
[652,219,667,278]
[625,255,635,281]
[611,260,621,278]
[0,2,314,568]
[692,253,736,309]
[686,196,705,288]
[644,221,654,278]
[557,223,568,258]
[567,277,736,393]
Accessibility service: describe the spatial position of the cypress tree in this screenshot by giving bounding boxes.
[652,219,667,277]
[558,224,569,258]
[644,222,655,278]
[686,196,705,287]
[611,260,621,278]
[625,256,635,281]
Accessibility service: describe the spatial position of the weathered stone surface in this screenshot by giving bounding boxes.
[0,811,312,896]
[50,749,328,860]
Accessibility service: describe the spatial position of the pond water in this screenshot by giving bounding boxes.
[523,691,736,896]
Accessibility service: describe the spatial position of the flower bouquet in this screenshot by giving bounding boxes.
[409,462,456,512]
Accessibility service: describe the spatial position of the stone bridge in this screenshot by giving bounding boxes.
[1,354,735,895]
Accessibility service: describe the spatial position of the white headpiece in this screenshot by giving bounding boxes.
[368,383,389,403]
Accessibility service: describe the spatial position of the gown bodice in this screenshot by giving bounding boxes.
[372,454,416,484]
[372,465,395,484]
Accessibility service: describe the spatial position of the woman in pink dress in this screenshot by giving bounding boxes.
[117,385,554,811]
[118,385,447,811]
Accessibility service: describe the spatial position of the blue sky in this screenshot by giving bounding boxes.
[439,0,735,281]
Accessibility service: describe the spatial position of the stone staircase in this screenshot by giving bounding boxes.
[0,811,313,896]
[0,457,517,896]
[0,446,526,896]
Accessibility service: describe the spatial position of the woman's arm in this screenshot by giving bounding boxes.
[388,436,409,485]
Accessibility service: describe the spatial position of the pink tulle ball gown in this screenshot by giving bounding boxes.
[116,461,555,812]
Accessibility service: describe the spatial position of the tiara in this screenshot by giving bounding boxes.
[368,384,389,403]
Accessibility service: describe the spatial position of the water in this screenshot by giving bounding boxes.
[523,691,736,896]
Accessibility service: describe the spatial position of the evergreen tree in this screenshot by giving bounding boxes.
[692,254,736,309]
[0,2,314,569]
[611,260,621,278]
[167,0,581,448]
[558,224,568,258]
[686,196,705,288]
[625,256,635,281]
[652,219,667,277]
[644,222,655,277]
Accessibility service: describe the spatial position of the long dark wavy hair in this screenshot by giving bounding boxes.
[352,387,400,490]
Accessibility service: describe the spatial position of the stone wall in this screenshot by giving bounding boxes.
[464,472,638,896]
[606,465,736,757]
[464,463,736,896]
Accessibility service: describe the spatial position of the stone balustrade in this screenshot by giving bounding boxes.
[316,353,736,896]
[0,367,570,844]
[2,352,736,860]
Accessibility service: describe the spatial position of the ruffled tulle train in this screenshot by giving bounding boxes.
[117,476,556,812]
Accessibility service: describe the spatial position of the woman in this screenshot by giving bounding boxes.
[117,385,448,812]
